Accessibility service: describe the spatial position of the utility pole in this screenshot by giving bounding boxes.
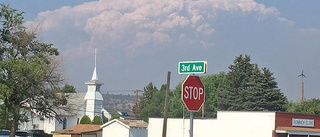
[162,71,171,137]
[134,90,143,120]
[299,70,306,102]
[202,104,204,118]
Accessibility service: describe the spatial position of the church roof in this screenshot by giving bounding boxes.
[54,93,86,116]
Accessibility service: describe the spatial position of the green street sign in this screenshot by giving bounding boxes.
[178,61,207,74]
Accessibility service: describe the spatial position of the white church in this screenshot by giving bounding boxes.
[19,52,105,134]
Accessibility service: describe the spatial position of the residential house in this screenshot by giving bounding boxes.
[52,124,102,137]
[101,119,148,137]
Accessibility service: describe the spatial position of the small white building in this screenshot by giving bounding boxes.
[148,111,320,137]
[101,119,148,137]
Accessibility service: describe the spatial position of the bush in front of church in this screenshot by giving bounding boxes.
[93,115,103,125]
[80,115,91,124]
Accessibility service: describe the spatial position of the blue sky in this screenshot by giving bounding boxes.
[2,0,320,101]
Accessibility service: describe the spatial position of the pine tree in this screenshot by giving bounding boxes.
[217,54,287,111]
[60,83,77,93]
[217,55,254,110]
[260,68,286,111]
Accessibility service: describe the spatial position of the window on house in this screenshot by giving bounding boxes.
[33,124,39,129]
[63,118,67,129]
[77,118,80,124]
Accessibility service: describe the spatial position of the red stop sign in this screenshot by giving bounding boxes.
[181,75,205,111]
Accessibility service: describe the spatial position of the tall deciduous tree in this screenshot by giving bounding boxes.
[286,99,320,115]
[60,83,77,93]
[201,72,226,117]
[137,83,168,121]
[139,88,165,121]
[0,5,66,136]
[217,54,287,111]
[137,82,158,116]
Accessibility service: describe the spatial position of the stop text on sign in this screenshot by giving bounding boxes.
[183,86,204,100]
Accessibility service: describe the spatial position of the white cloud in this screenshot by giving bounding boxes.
[278,17,295,26]
[27,0,289,59]
[299,28,320,35]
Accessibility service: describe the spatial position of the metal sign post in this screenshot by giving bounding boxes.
[182,75,204,137]
[179,61,207,137]
[190,111,194,137]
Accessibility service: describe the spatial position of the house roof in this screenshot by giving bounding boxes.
[101,119,148,129]
[120,119,148,128]
[52,124,101,134]
[276,126,320,136]
[54,93,86,116]
[104,107,135,120]
[276,126,320,133]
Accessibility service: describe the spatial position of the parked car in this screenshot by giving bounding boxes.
[0,130,10,137]
[28,130,52,137]
[0,130,52,137]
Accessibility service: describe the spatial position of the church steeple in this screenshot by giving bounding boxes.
[84,48,104,120]
[91,48,98,80]
[91,67,98,80]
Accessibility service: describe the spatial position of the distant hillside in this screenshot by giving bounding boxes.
[102,93,136,109]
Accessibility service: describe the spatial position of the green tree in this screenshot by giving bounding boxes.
[217,54,287,111]
[80,115,91,124]
[137,82,158,117]
[110,115,120,120]
[0,5,66,136]
[201,72,226,117]
[168,82,186,118]
[217,55,254,110]
[286,99,320,115]
[60,83,76,93]
[139,89,166,121]
[93,115,103,125]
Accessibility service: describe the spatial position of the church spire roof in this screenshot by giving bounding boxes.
[91,48,98,80]
[86,48,103,85]
[91,67,98,80]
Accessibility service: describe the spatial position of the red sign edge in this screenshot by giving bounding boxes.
[181,75,205,112]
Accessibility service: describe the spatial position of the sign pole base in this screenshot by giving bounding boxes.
[190,111,193,137]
